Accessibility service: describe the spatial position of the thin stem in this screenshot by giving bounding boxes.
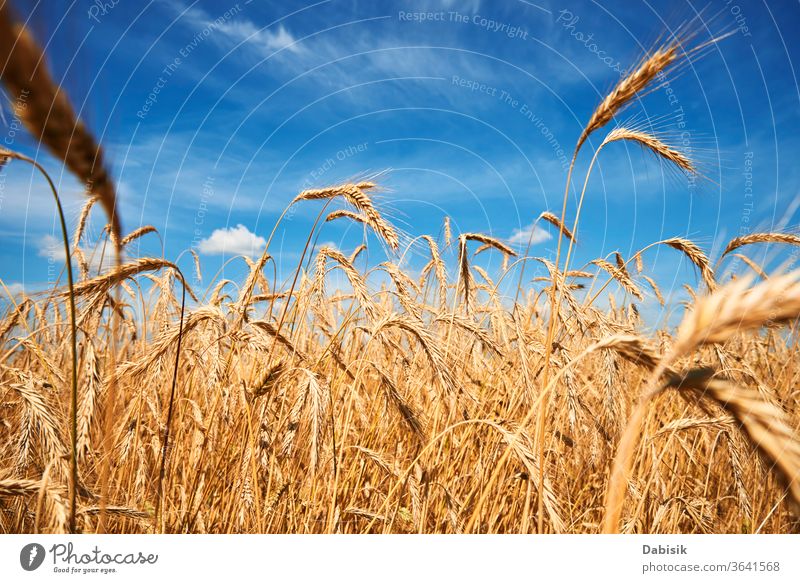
[3,151,79,533]
[154,267,187,532]
[537,144,581,533]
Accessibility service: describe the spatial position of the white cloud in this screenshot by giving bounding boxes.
[198,224,266,257]
[508,223,552,246]
[3,282,25,296]
[170,0,303,56]
[215,21,303,54]
[37,234,68,261]
[36,234,115,272]
[261,25,301,53]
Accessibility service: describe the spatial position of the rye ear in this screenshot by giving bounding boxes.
[0,6,121,245]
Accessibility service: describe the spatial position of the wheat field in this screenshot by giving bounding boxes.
[1,7,799,535]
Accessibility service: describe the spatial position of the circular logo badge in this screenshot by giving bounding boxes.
[20,543,46,571]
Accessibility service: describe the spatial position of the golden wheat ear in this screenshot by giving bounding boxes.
[0,6,121,244]
[722,232,800,257]
[577,42,679,152]
[603,128,696,174]
[294,182,398,250]
[539,211,575,242]
[576,22,732,155]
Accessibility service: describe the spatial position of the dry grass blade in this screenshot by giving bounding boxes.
[730,254,768,280]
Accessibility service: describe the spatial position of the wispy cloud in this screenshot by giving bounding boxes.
[169,0,303,57]
[508,222,551,246]
[198,224,266,257]
[215,21,304,55]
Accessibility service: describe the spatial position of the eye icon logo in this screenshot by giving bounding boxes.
[20,543,46,571]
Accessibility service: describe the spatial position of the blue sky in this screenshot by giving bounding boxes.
[1,0,799,322]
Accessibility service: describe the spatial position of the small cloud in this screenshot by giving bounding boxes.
[4,282,25,296]
[198,224,266,257]
[36,234,113,271]
[508,223,552,246]
[37,234,67,261]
